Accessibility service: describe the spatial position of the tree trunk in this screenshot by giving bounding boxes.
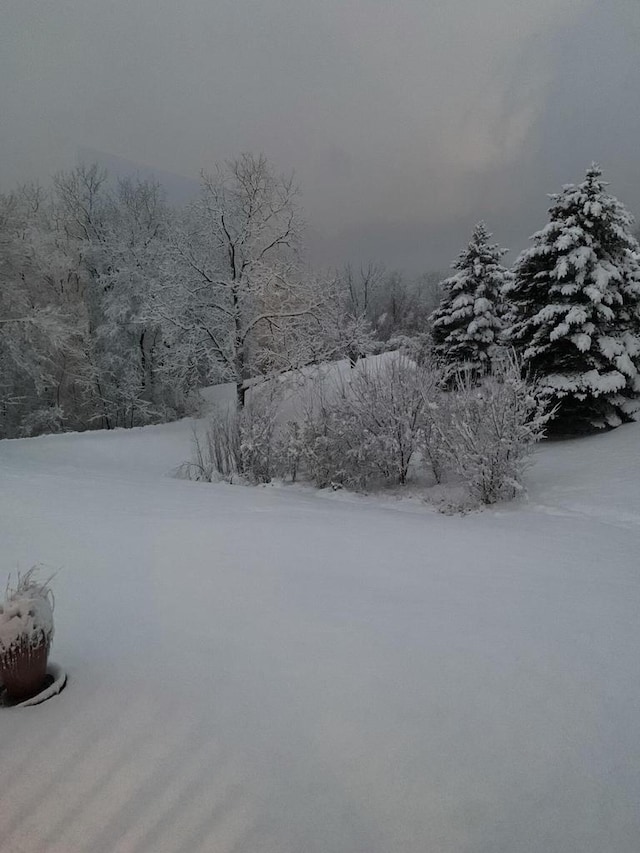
[236,380,246,409]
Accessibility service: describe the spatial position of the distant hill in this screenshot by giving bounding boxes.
[77,147,199,204]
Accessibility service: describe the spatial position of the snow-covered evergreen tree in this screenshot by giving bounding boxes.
[431,222,509,380]
[504,164,640,432]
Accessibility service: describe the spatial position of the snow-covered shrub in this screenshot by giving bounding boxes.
[275,420,304,482]
[20,405,66,437]
[297,396,375,489]
[432,356,549,504]
[342,357,428,485]
[297,356,438,488]
[239,390,282,483]
[180,387,282,483]
[178,417,237,482]
[0,568,55,702]
[418,408,448,484]
[181,353,545,503]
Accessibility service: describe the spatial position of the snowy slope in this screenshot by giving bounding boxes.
[0,419,639,852]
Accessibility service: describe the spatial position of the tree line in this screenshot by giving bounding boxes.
[0,154,439,437]
[1,157,639,438]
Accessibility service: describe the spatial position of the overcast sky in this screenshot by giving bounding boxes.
[2,0,639,270]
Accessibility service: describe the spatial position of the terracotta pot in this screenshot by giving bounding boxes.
[0,638,50,702]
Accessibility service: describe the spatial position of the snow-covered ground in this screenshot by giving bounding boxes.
[1,417,639,853]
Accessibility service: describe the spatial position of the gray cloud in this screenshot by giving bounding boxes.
[1,0,638,270]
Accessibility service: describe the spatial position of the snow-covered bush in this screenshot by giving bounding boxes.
[180,387,283,483]
[275,420,304,483]
[418,408,448,485]
[0,568,55,702]
[297,395,375,489]
[178,416,239,483]
[20,405,66,438]
[181,353,545,505]
[239,390,282,483]
[297,356,438,488]
[432,356,549,504]
[342,357,429,484]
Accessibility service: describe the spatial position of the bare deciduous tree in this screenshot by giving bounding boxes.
[159,153,316,407]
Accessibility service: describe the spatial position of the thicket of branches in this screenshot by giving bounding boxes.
[0,166,178,435]
[186,355,549,505]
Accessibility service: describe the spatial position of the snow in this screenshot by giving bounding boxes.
[599,335,623,360]
[565,305,588,326]
[571,332,592,352]
[0,578,53,653]
[582,368,627,394]
[1,417,640,852]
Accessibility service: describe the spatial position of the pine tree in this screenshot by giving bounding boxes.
[431,222,509,380]
[504,164,640,432]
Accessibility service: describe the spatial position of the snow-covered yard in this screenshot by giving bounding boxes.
[1,418,639,852]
